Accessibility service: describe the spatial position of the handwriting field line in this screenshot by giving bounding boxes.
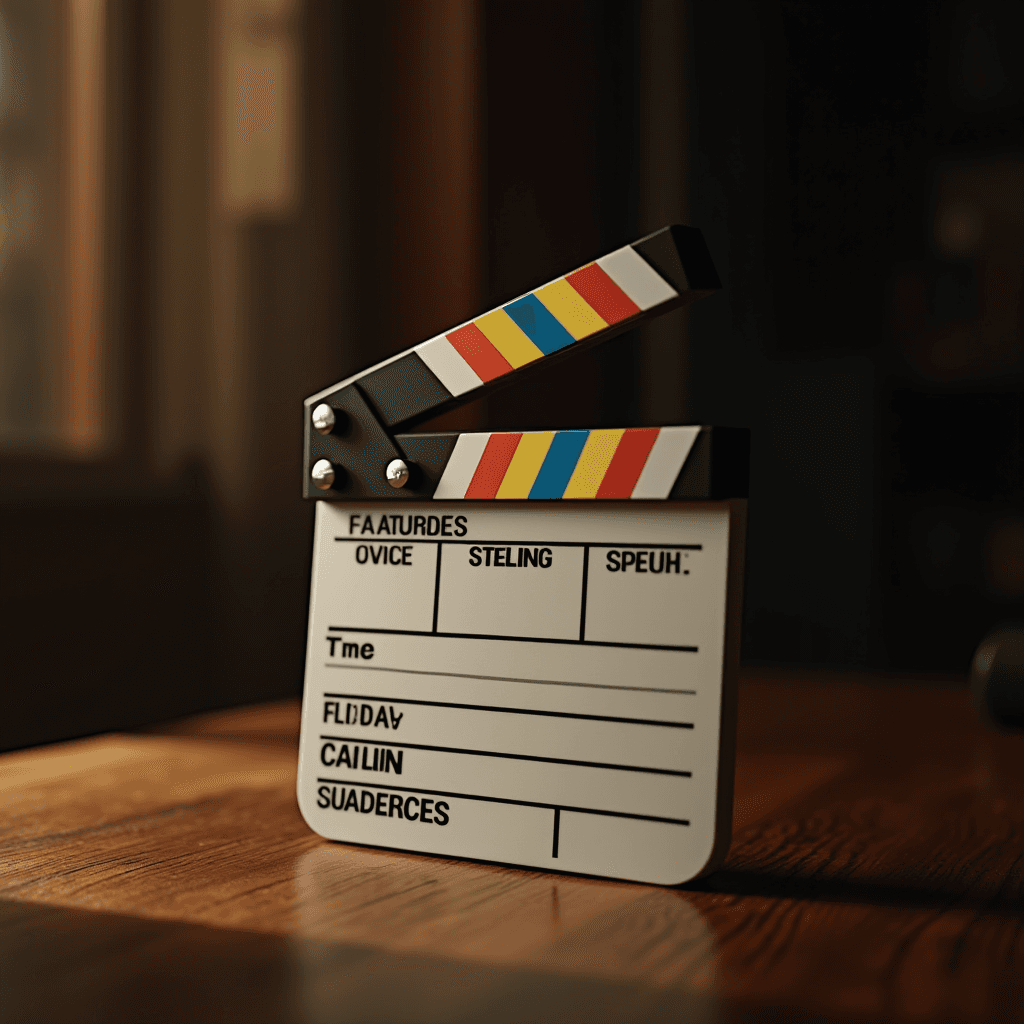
[321,662,696,696]
[317,734,691,777]
[315,776,690,826]
[321,693,692,729]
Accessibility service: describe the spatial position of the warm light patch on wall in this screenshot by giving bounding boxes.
[218,0,300,217]
[66,0,105,453]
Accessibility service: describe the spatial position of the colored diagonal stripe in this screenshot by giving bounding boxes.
[503,294,576,355]
[446,323,513,382]
[563,429,626,498]
[495,431,554,498]
[475,309,543,369]
[566,263,640,325]
[528,431,590,499]
[534,279,607,341]
[596,428,660,498]
[464,433,522,499]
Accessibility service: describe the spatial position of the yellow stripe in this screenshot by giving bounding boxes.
[562,429,625,499]
[475,309,544,369]
[534,278,607,341]
[496,431,554,498]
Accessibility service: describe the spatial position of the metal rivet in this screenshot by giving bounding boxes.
[312,403,336,435]
[386,458,410,489]
[311,459,336,490]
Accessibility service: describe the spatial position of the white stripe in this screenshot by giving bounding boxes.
[433,433,490,500]
[414,336,482,397]
[597,246,678,311]
[631,426,701,499]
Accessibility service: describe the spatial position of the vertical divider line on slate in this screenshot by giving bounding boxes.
[579,546,590,642]
[432,543,443,634]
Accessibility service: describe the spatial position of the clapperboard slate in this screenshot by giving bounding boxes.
[297,225,748,885]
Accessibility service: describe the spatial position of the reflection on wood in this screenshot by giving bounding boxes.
[2,671,1022,1022]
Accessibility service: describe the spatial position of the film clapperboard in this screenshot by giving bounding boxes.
[297,225,748,885]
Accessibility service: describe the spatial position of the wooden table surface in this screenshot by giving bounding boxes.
[2,670,1022,1024]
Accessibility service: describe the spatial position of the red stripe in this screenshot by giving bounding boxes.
[596,428,660,498]
[446,323,513,382]
[464,433,522,499]
[566,263,640,325]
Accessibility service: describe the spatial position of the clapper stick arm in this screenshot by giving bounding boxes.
[302,226,721,499]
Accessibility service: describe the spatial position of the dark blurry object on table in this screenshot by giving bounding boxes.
[971,625,1024,731]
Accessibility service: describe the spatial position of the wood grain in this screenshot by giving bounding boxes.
[2,671,1022,1023]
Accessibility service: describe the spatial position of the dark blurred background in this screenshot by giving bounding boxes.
[2,0,1021,751]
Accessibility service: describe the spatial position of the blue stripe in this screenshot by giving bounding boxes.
[504,294,576,355]
[528,431,590,499]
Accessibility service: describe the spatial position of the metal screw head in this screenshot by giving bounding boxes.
[311,403,336,435]
[386,458,410,489]
[311,459,336,490]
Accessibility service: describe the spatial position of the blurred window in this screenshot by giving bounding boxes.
[0,0,104,455]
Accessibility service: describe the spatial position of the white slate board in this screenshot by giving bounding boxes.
[297,500,744,885]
